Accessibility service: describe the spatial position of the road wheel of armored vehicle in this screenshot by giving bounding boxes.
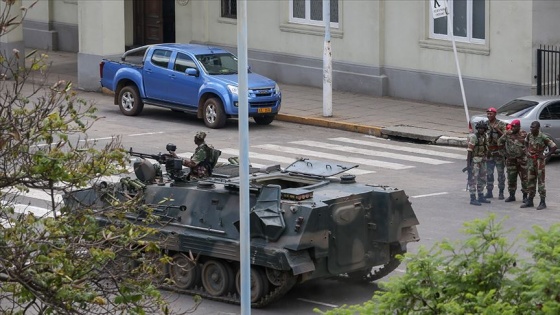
[201,260,235,296]
[235,267,270,303]
[253,115,275,125]
[202,97,226,129]
[118,85,144,116]
[169,253,200,289]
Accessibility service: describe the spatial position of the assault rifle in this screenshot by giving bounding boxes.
[462,165,472,191]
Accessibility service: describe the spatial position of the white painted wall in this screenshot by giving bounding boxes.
[23,0,49,22]
[78,0,124,55]
[52,0,78,25]
[182,0,381,65]
[381,0,533,85]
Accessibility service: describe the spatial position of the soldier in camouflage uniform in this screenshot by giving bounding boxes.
[466,121,491,206]
[174,131,212,179]
[484,107,507,199]
[498,119,528,203]
[521,121,557,210]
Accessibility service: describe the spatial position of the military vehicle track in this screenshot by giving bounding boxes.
[161,256,298,307]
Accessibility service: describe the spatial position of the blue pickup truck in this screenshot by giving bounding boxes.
[100,43,282,129]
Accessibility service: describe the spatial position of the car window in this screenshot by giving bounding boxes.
[151,49,172,68]
[539,102,560,120]
[174,53,197,73]
[497,99,538,117]
[195,53,238,75]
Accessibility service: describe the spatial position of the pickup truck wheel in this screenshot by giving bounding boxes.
[203,97,226,129]
[119,86,144,116]
[253,115,275,125]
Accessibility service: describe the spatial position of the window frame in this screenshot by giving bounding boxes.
[151,49,172,69]
[173,53,197,73]
[429,0,485,45]
[221,0,237,19]
[289,0,339,28]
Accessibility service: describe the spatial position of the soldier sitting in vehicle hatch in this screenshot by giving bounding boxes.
[170,131,219,179]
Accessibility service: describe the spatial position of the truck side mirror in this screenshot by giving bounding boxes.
[186,68,199,77]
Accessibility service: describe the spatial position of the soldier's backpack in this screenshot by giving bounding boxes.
[204,144,222,174]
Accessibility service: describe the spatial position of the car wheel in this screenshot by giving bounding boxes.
[253,115,275,125]
[203,97,226,129]
[118,85,144,116]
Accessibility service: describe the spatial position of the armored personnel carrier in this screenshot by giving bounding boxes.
[65,148,420,307]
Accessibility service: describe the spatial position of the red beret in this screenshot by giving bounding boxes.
[511,119,520,126]
[486,107,497,113]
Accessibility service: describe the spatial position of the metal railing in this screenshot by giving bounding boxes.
[536,45,560,95]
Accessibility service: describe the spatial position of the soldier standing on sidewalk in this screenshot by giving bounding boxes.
[485,107,507,200]
[466,121,491,206]
[498,119,528,203]
[521,121,557,210]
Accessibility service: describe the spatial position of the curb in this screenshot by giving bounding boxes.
[276,114,383,137]
[276,114,468,147]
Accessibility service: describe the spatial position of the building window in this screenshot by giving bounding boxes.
[289,0,339,27]
[430,0,485,44]
[221,0,237,19]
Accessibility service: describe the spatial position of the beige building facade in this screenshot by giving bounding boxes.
[12,0,560,108]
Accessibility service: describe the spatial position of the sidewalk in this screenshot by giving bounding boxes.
[30,49,472,147]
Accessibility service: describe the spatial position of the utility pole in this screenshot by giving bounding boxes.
[323,0,332,117]
[236,0,250,313]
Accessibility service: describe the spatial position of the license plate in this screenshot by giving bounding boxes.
[258,107,272,113]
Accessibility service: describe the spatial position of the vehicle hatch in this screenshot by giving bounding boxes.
[284,159,358,177]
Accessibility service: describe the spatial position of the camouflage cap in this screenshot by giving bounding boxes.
[195,131,207,140]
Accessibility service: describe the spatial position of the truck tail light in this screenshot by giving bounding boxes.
[99,61,105,78]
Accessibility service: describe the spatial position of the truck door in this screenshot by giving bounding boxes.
[168,52,201,107]
[143,49,173,101]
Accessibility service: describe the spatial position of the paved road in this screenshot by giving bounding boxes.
[9,92,560,314]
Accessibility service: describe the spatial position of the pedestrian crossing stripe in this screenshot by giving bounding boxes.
[254,144,413,170]
[291,140,453,165]
[333,137,465,159]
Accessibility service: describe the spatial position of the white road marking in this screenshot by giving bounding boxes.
[364,135,467,152]
[129,132,165,136]
[254,144,414,170]
[332,137,465,159]
[410,192,449,198]
[291,140,451,165]
[297,298,339,308]
[255,144,413,170]
[1,188,63,203]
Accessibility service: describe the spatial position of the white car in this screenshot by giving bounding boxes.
[470,95,560,159]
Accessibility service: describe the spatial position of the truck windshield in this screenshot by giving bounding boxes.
[196,53,238,75]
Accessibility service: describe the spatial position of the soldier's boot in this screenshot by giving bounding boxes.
[484,189,493,199]
[498,189,505,200]
[536,198,547,210]
[470,194,481,206]
[520,198,534,208]
[504,191,516,202]
[522,193,528,204]
[478,193,491,204]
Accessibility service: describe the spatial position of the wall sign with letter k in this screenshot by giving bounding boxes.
[431,0,448,19]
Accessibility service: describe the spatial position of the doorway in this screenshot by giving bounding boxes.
[133,0,176,47]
